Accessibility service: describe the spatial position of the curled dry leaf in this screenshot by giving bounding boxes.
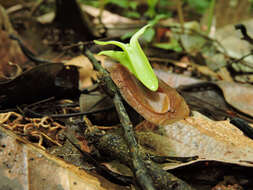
[108,63,190,126]
[154,68,253,119]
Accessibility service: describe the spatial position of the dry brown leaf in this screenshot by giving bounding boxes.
[217,81,253,117]
[81,5,140,27]
[36,12,55,24]
[81,5,143,37]
[65,55,97,89]
[135,111,253,172]
[161,112,253,165]
[0,127,128,190]
[154,68,253,119]
[217,67,233,82]
[0,5,27,79]
[109,64,190,125]
[193,64,219,78]
[154,69,200,88]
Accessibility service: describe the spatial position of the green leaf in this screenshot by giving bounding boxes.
[124,11,140,19]
[94,24,158,91]
[141,28,155,43]
[129,1,138,9]
[105,0,129,8]
[130,24,151,46]
[153,38,183,52]
[98,50,134,73]
[145,0,159,18]
[94,40,128,53]
[121,30,136,41]
[187,0,211,14]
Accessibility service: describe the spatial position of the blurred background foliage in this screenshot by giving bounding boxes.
[2,0,253,29]
[78,0,253,27]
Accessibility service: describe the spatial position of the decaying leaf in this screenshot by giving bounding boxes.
[0,127,127,190]
[154,68,253,119]
[154,69,200,88]
[137,111,253,167]
[0,5,27,80]
[0,63,79,109]
[108,63,190,125]
[216,81,253,117]
[166,159,252,189]
[65,55,97,89]
[81,5,142,37]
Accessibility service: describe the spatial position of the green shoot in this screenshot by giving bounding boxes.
[94,24,158,91]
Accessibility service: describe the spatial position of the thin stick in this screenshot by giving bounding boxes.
[85,50,156,190]
[207,0,216,35]
[176,0,184,34]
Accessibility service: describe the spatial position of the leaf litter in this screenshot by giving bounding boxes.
[1,1,253,190]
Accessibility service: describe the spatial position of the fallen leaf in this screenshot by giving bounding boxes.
[65,55,97,89]
[215,19,253,65]
[81,5,140,27]
[0,5,27,80]
[217,81,253,117]
[0,63,79,109]
[108,63,190,125]
[154,69,200,88]
[217,67,233,82]
[167,160,252,189]
[0,127,127,190]
[36,12,55,24]
[154,68,253,119]
[149,111,253,165]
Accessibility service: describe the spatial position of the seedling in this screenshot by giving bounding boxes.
[94,24,158,91]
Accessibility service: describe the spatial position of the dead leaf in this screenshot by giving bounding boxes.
[81,5,143,37]
[154,69,200,88]
[36,12,55,24]
[154,68,253,120]
[0,127,127,190]
[0,5,27,79]
[152,111,253,165]
[0,63,79,109]
[217,81,253,117]
[166,159,252,189]
[217,67,233,82]
[108,64,190,125]
[192,64,219,78]
[81,5,140,27]
[65,55,97,89]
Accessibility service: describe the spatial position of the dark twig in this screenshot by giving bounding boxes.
[85,50,156,190]
[232,52,253,64]
[230,117,253,140]
[85,130,195,189]
[148,154,198,164]
[229,51,253,69]
[9,34,58,64]
[232,24,253,69]
[22,83,111,118]
[64,132,133,186]
[235,24,253,45]
[24,105,114,118]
